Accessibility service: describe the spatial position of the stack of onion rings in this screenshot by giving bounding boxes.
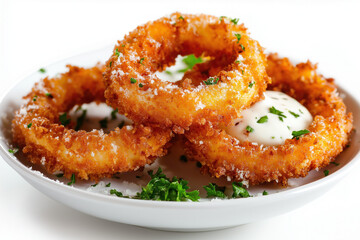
[183,53,353,185]
[12,65,173,180]
[104,13,270,133]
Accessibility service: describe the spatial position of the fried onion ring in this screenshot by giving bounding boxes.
[12,65,173,180]
[184,53,353,185]
[104,13,269,133]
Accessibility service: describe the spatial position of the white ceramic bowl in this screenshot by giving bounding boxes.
[1,47,359,232]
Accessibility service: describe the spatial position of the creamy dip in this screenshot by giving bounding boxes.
[227,91,313,146]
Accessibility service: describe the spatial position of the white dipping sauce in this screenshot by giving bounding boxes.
[227,91,313,146]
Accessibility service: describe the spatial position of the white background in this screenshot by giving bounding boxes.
[1,0,360,239]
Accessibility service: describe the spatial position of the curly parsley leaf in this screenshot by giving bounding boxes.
[269,106,287,119]
[289,111,300,118]
[257,115,268,124]
[232,182,250,198]
[178,54,203,73]
[203,183,227,198]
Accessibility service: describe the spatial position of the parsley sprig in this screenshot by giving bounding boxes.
[178,54,203,73]
[203,77,219,85]
[292,129,310,139]
[203,183,226,198]
[269,106,287,121]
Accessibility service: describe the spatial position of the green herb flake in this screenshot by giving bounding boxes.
[134,167,200,202]
[230,18,239,25]
[165,70,173,75]
[324,169,329,176]
[178,54,203,73]
[139,57,145,65]
[115,49,121,58]
[39,68,46,73]
[110,189,124,197]
[262,190,268,195]
[232,182,250,198]
[203,183,226,199]
[106,183,111,187]
[118,120,125,129]
[67,174,76,186]
[299,109,304,114]
[91,183,98,187]
[8,148,19,154]
[219,16,227,22]
[109,61,112,68]
[99,117,108,129]
[130,78,137,84]
[27,123,32,128]
[271,136,275,139]
[235,60,240,64]
[180,155,188,163]
[33,95,38,102]
[234,33,241,43]
[45,93,53,98]
[289,111,300,118]
[240,44,245,51]
[59,113,71,126]
[287,126,291,130]
[257,115,268,124]
[179,16,184,20]
[248,81,255,88]
[203,77,219,85]
[139,83,144,88]
[292,129,310,140]
[269,106,287,119]
[330,161,340,166]
[75,109,87,131]
[121,44,125,47]
[111,108,118,120]
[246,125,254,133]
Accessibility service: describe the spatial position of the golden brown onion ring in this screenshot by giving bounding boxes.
[104,13,269,133]
[12,65,173,180]
[184,53,353,185]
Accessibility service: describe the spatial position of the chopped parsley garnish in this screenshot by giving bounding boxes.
[257,115,268,124]
[39,68,46,73]
[109,61,112,68]
[196,162,202,168]
[139,57,145,65]
[203,183,226,199]
[262,190,268,195]
[324,169,329,176]
[45,93,53,98]
[27,123,32,128]
[299,109,304,114]
[287,126,291,130]
[240,44,245,51]
[242,70,244,75]
[115,49,121,57]
[232,182,250,198]
[139,83,144,88]
[203,77,219,85]
[106,183,111,187]
[330,161,340,166]
[271,136,275,139]
[248,81,255,88]
[179,16,184,20]
[246,125,254,133]
[292,129,310,139]
[235,60,240,64]
[180,155,188,162]
[110,189,123,197]
[134,167,200,202]
[289,111,300,118]
[8,148,19,154]
[55,173,64,178]
[121,44,125,47]
[118,120,125,129]
[269,106,287,120]
[91,183,98,187]
[111,108,118,120]
[130,78,137,84]
[59,113,70,126]
[165,70,172,75]
[67,174,76,185]
[234,33,241,43]
[178,54,203,73]
[75,109,87,131]
[99,117,108,128]
[219,16,226,21]
[33,95,38,102]
[230,18,239,25]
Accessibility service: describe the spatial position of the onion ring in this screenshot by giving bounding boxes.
[104,13,269,133]
[12,65,173,180]
[184,53,353,185]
